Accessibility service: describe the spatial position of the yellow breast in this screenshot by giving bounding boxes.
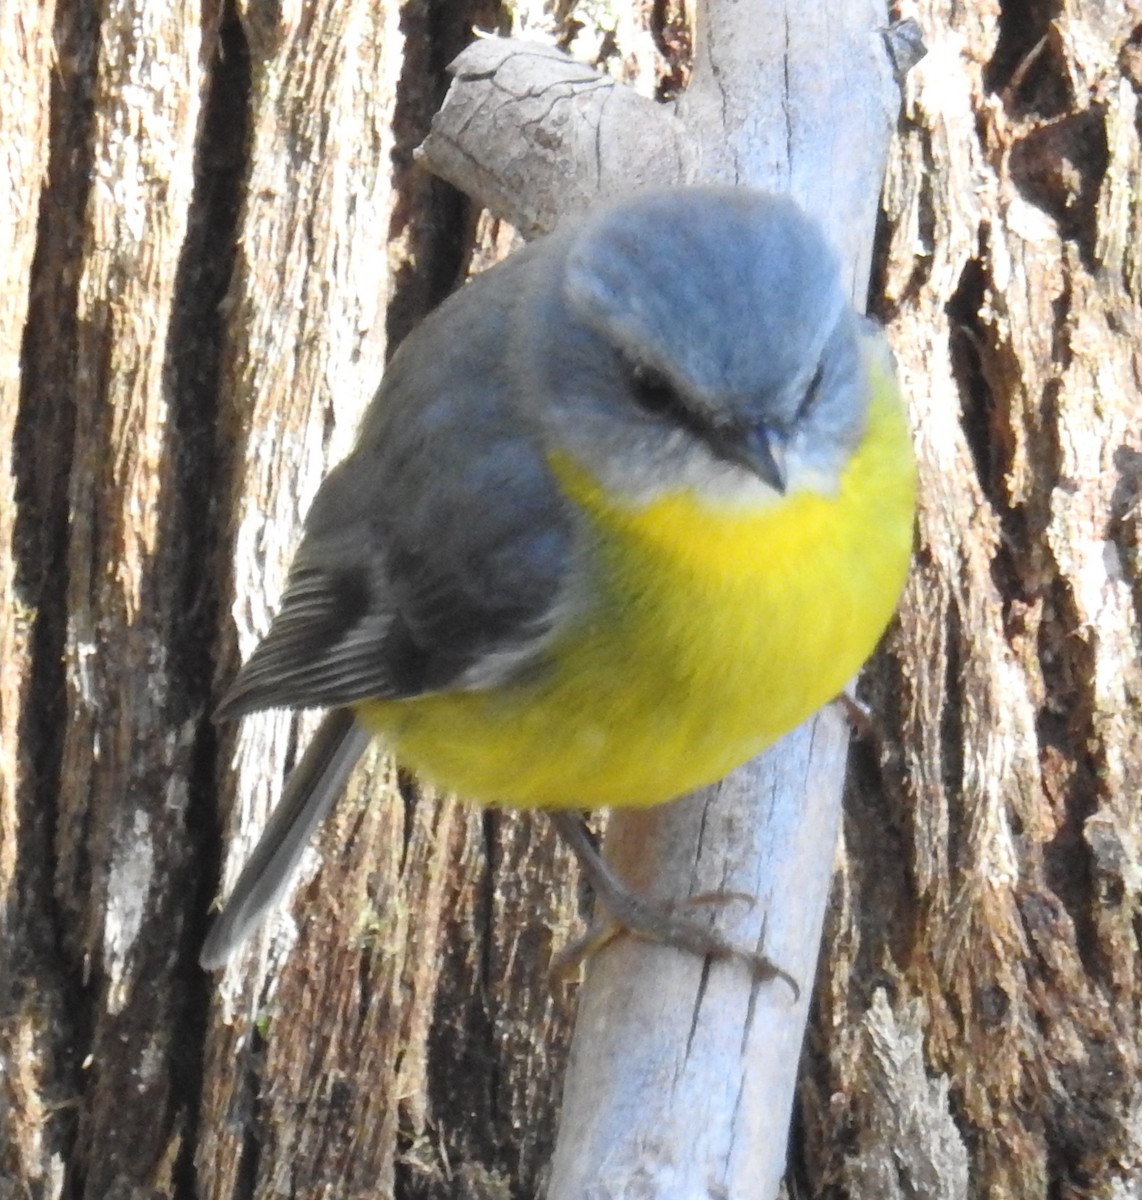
[358,367,915,809]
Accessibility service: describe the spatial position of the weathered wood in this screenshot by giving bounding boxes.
[419,38,696,239]
[3,1,1140,1198]
[196,4,580,1198]
[422,3,903,1193]
[0,1,63,1189]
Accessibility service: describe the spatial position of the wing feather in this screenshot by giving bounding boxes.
[218,256,575,720]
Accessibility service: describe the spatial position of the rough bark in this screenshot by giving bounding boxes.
[1,0,62,1185]
[799,4,1142,1197]
[1,1,1140,1200]
[196,3,578,1198]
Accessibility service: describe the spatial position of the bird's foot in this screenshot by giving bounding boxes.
[546,810,800,1001]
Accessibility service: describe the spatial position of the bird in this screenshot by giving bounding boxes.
[199,186,915,974]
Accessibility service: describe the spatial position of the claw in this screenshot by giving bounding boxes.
[546,810,801,1002]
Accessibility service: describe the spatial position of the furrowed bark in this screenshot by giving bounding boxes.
[4,2,1140,1198]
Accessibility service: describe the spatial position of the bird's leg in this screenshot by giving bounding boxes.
[546,809,800,1000]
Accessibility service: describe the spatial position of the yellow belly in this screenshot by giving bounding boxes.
[357,374,915,809]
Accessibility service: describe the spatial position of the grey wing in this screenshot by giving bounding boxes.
[217,278,574,719]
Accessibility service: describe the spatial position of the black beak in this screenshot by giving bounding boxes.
[708,422,787,494]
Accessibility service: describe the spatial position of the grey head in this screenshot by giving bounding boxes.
[519,186,868,505]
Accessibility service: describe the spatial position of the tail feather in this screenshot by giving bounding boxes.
[200,708,370,969]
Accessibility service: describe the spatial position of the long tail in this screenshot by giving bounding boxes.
[200,707,370,969]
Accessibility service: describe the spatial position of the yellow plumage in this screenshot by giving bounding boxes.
[358,354,914,808]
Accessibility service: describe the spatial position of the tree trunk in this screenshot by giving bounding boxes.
[1,3,1139,1200]
[800,5,1142,1196]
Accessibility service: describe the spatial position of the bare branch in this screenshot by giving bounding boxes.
[420,2,908,1194]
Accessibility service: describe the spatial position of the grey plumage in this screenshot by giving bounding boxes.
[200,709,370,968]
[216,245,576,719]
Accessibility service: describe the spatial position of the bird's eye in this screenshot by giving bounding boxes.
[627,361,682,417]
